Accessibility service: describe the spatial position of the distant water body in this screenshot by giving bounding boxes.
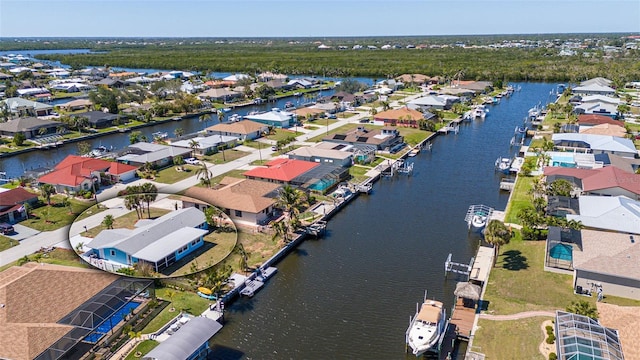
[208,82,556,359]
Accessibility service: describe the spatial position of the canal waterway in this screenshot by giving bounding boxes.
[208,82,556,359]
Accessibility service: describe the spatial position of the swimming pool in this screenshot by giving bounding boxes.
[84,301,140,343]
[550,154,576,168]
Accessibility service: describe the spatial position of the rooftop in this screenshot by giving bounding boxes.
[244,158,320,182]
[184,177,280,213]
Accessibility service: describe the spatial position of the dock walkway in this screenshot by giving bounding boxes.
[449,298,476,340]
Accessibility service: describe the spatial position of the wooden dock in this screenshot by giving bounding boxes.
[449,297,476,340]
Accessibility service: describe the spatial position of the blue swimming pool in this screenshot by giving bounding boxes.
[550,154,576,168]
[550,243,573,262]
[84,301,140,343]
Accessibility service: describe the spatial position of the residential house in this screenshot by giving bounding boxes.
[596,303,640,360]
[170,134,238,156]
[222,74,250,83]
[580,123,627,138]
[554,311,625,360]
[566,195,640,234]
[0,263,119,360]
[84,207,208,272]
[454,80,493,93]
[244,109,296,128]
[287,79,313,89]
[117,142,192,168]
[323,126,403,151]
[577,114,624,128]
[258,72,288,82]
[574,101,619,119]
[143,317,223,360]
[551,133,637,157]
[374,107,425,128]
[287,146,354,167]
[244,158,320,185]
[197,88,241,102]
[204,120,269,141]
[57,99,93,112]
[49,82,93,93]
[395,74,430,85]
[1,97,53,117]
[92,78,126,89]
[544,166,640,200]
[408,94,459,110]
[74,111,120,129]
[264,78,291,90]
[0,117,64,139]
[291,107,326,120]
[330,91,362,108]
[593,153,640,173]
[16,88,50,98]
[184,177,281,226]
[573,83,616,96]
[38,155,138,193]
[580,77,613,88]
[0,187,38,223]
[579,94,621,106]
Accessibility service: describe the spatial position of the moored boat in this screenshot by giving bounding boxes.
[406,294,446,357]
[471,211,488,228]
[495,157,512,173]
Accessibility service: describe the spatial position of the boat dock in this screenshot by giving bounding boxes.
[499,177,515,191]
[449,297,476,340]
[240,279,264,297]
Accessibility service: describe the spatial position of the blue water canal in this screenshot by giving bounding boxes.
[208,82,556,359]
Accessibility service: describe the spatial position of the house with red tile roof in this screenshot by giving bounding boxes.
[577,114,624,127]
[0,188,38,223]
[38,155,138,193]
[544,166,640,200]
[244,158,320,184]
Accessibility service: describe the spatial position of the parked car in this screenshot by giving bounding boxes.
[0,223,14,235]
[184,157,200,165]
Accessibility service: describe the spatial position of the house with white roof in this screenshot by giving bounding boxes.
[573,83,616,96]
[580,77,613,87]
[204,120,269,141]
[171,134,238,156]
[244,109,295,128]
[16,88,50,97]
[84,207,208,273]
[50,82,94,93]
[287,79,313,89]
[1,97,53,117]
[117,142,193,168]
[574,102,619,119]
[567,195,640,234]
[551,133,637,157]
[408,94,460,110]
[579,94,621,105]
[287,145,354,167]
[222,73,250,82]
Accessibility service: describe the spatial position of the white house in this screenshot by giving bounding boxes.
[170,134,238,156]
[551,133,637,157]
[244,109,295,128]
[573,83,616,96]
[567,195,640,234]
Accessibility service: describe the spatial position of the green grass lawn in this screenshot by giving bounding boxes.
[0,235,19,252]
[75,203,109,221]
[504,175,534,224]
[349,166,370,183]
[201,149,250,165]
[265,128,302,142]
[124,340,159,360]
[307,123,376,142]
[473,317,549,360]
[0,248,90,273]
[337,112,357,119]
[170,230,237,276]
[82,208,171,238]
[21,196,94,232]
[153,164,200,184]
[397,128,433,146]
[208,170,247,187]
[141,288,210,334]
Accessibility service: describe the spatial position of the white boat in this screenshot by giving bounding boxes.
[152,131,168,140]
[472,105,486,119]
[407,148,420,157]
[471,211,488,228]
[406,295,446,357]
[228,114,242,122]
[495,157,512,173]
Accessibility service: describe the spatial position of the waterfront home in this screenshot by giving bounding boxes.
[573,83,616,96]
[580,123,627,138]
[124,76,157,86]
[258,71,288,82]
[554,311,625,360]
[408,94,460,111]
[38,155,138,193]
[244,158,320,185]
[544,166,640,200]
[244,109,296,128]
[49,82,93,93]
[1,97,53,117]
[0,187,38,223]
[287,145,354,167]
[16,88,50,98]
[264,78,292,90]
[84,207,208,272]
[551,133,637,157]
[57,98,93,112]
[315,141,377,164]
[593,153,640,173]
[170,134,238,156]
[287,78,313,89]
[73,111,120,129]
[395,74,430,85]
[92,78,126,89]
[579,94,622,106]
[597,303,640,360]
[0,117,64,139]
[197,87,241,102]
[454,80,493,93]
[184,177,281,227]
[323,126,403,151]
[108,71,137,79]
[0,263,120,360]
[566,195,640,234]
[577,114,624,128]
[574,101,619,119]
[580,77,613,88]
[222,73,250,83]
[204,120,269,141]
[117,142,192,168]
[143,316,223,360]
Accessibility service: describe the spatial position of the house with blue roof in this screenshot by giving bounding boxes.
[84,207,208,272]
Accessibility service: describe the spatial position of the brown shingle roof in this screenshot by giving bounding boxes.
[577,114,623,126]
[184,177,280,213]
[580,123,627,137]
[374,107,423,121]
[205,120,267,135]
[573,229,640,280]
[0,263,117,360]
[597,303,640,360]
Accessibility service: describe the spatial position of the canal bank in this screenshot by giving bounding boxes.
[208,82,556,359]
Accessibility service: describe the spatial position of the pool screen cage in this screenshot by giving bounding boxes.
[545,226,582,270]
[294,165,350,194]
[34,277,154,360]
[555,311,624,360]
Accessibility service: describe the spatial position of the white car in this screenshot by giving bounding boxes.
[184,157,200,165]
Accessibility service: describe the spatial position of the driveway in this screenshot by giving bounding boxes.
[4,224,41,241]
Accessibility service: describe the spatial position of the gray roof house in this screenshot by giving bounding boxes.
[580,77,613,87]
[574,102,619,119]
[117,142,192,168]
[567,195,640,234]
[74,111,120,128]
[573,83,616,96]
[143,316,223,360]
[551,133,637,157]
[1,97,53,117]
[171,134,238,156]
[408,95,460,110]
[287,146,354,167]
[0,117,64,139]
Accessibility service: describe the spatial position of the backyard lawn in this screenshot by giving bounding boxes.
[153,164,200,184]
[349,165,370,183]
[201,149,251,165]
[124,340,159,360]
[82,208,171,238]
[22,195,94,231]
[141,287,209,334]
[265,128,303,142]
[0,235,19,252]
[473,317,549,360]
[504,175,534,224]
[169,230,237,276]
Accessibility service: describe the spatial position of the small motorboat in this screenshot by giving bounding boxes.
[471,211,488,229]
[406,294,446,357]
[495,157,512,173]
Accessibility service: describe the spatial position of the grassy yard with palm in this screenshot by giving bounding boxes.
[141,287,209,334]
[21,195,94,231]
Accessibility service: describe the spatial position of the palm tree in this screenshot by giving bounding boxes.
[40,184,56,206]
[195,162,212,188]
[140,182,158,218]
[275,185,308,225]
[173,155,185,170]
[102,214,114,229]
[189,139,200,158]
[566,300,598,320]
[124,194,143,219]
[271,219,292,244]
[165,290,176,312]
[234,243,249,274]
[217,110,225,123]
[484,219,512,266]
[174,127,184,138]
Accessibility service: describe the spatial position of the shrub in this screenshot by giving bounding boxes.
[546,333,556,344]
[549,353,557,360]
[546,325,554,334]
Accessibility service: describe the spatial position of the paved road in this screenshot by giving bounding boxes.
[0,91,427,267]
[478,310,556,320]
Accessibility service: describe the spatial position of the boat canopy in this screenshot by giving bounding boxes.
[416,301,443,323]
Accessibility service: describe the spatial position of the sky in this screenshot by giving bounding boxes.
[1,0,639,38]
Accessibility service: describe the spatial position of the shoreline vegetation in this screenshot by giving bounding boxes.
[4,34,636,82]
